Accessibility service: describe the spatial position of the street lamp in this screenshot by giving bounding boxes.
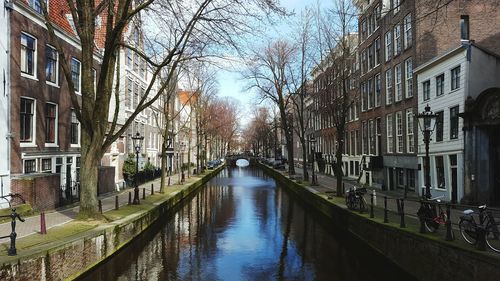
[131,132,144,204]
[309,136,317,186]
[416,104,438,199]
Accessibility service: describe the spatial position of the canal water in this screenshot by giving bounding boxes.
[79,167,416,281]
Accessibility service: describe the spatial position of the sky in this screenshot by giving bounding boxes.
[216,0,318,125]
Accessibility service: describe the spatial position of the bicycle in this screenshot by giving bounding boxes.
[345,187,367,212]
[458,205,500,253]
[417,197,447,233]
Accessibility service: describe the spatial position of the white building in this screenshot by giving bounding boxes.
[0,1,11,202]
[415,42,500,203]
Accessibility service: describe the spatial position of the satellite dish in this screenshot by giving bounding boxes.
[236,159,250,167]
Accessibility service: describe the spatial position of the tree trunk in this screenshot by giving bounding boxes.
[78,133,101,218]
[301,138,308,181]
[335,137,344,197]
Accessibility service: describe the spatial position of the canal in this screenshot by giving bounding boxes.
[79,167,416,281]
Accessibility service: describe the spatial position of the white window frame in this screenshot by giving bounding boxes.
[20,97,37,147]
[405,58,413,98]
[385,69,393,105]
[422,80,430,101]
[386,114,393,153]
[45,44,59,86]
[406,109,414,153]
[451,65,461,91]
[394,24,401,56]
[385,31,392,62]
[404,13,412,49]
[71,58,81,94]
[21,32,37,80]
[395,64,402,102]
[396,111,403,153]
[375,73,381,107]
[70,109,81,147]
[44,102,59,147]
[23,158,38,174]
[394,0,401,14]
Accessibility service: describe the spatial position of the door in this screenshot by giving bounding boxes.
[493,130,500,206]
[388,168,394,191]
[450,155,458,204]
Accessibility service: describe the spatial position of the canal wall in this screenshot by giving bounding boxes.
[0,166,224,281]
[259,163,500,281]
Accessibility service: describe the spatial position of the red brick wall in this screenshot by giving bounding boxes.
[11,174,60,211]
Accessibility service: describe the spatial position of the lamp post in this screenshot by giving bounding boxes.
[166,137,173,176]
[309,136,317,186]
[131,132,144,205]
[416,104,437,199]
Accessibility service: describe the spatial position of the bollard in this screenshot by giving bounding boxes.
[128,192,132,205]
[98,200,102,214]
[400,199,406,228]
[445,204,454,241]
[476,226,487,251]
[384,196,388,223]
[115,195,119,210]
[419,200,426,233]
[370,193,374,218]
[168,177,171,186]
[151,183,154,195]
[40,212,47,235]
[143,188,146,200]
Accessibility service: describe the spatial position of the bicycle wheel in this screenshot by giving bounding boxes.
[346,195,354,210]
[424,218,439,233]
[359,196,367,212]
[486,222,500,253]
[459,218,477,245]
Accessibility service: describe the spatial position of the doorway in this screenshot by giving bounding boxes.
[449,155,458,204]
[492,129,500,206]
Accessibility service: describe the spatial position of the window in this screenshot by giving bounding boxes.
[45,45,58,84]
[451,66,461,90]
[361,20,367,39]
[385,69,393,105]
[404,14,412,48]
[56,157,62,173]
[394,24,401,56]
[375,37,381,66]
[71,110,80,145]
[134,82,139,108]
[406,109,414,153]
[41,158,52,172]
[133,52,139,72]
[356,130,361,155]
[460,15,469,41]
[71,58,81,93]
[126,78,133,108]
[385,31,392,62]
[394,0,401,14]
[436,74,444,96]
[422,80,430,101]
[28,0,45,14]
[368,44,374,69]
[395,64,402,101]
[407,169,415,189]
[361,82,367,112]
[126,49,133,67]
[369,120,375,155]
[76,157,81,182]
[20,98,35,142]
[361,50,367,74]
[435,111,444,142]
[368,78,374,109]
[435,156,445,189]
[362,121,368,154]
[45,103,57,143]
[21,33,36,77]
[405,58,413,98]
[387,114,393,153]
[450,106,459,139]
[396,111,403,153]
[397,168,405,186]
[375,73,381,107]
[24,159,36,174]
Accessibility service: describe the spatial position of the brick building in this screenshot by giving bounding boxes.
[7,0,103,209]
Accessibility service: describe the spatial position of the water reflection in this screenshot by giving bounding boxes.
[79,167,416,281]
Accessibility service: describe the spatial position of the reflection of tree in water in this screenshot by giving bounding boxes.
[80,167,416,281]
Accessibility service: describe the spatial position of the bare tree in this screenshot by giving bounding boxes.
[40,0,285,218]
[244,40,297,175]
[314,0,359,196]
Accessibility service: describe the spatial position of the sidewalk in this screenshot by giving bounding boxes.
[0,174,183,244]
[289,166,497,228]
